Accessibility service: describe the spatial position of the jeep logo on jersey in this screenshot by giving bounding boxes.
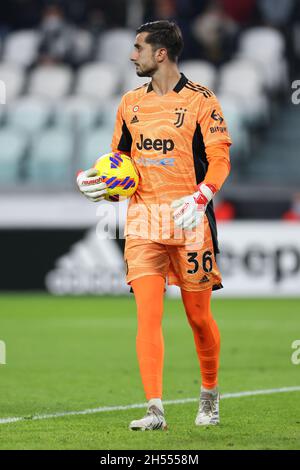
[136,134,175,154]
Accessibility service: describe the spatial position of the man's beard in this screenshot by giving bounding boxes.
[136,64,157,77]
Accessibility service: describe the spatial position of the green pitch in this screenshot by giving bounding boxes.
[0,295,299,450]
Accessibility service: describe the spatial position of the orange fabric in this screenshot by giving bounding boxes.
[131,277,220,399]
[181,288,220,389]
[131,275,165,400]
[111,76,231,244]
[125,216,222,292]
[204,143,231,191]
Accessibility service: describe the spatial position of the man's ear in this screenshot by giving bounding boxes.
[155,47,168,63]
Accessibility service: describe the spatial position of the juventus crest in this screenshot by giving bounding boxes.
[174,108,187,128]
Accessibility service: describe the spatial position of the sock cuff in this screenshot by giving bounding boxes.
[148,398,164,412]
[201,385,219,396]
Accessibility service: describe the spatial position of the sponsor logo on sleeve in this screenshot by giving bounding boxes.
[210,109,227,134]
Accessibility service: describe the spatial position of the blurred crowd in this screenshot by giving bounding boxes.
[0,0,299,73]
[0,0,299,218]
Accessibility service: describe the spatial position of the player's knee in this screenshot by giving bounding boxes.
[137,308,163,330]
[186,312,213,333]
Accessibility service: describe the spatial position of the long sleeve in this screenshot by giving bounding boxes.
[203,143,231,191]
[197,92,232,191]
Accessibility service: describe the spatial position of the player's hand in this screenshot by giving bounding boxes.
[76,168,107,202]
[171,183,216,230]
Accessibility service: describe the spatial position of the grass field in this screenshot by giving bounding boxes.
[0,295,299,450]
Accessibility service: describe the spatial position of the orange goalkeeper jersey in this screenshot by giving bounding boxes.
[111,73,232,249]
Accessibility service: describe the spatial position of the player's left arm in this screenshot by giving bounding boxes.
[198,93,231,192]
[172,95,232,229]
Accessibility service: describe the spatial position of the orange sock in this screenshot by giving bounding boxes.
[181,288,220,389]
[131,275,165,400]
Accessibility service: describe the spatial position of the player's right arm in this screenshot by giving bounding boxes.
[76,168,107,202]
[77,95,132,202]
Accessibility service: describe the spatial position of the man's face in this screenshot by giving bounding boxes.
[130,32,158,77]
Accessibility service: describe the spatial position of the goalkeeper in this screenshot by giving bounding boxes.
[77,20,231,431]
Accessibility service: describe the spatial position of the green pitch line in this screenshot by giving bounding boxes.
[0,386,299,425]
[0,295,299,449]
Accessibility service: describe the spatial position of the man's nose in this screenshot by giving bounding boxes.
[130,50,138,62]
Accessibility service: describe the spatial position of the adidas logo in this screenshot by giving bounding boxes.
[199,275,209,283]
[131,115,139,124]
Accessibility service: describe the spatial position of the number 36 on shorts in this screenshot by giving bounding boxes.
[167,245,222,292]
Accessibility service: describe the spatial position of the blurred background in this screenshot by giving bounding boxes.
[0,0,300,296]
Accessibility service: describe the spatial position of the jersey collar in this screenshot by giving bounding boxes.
[147,73,188,94]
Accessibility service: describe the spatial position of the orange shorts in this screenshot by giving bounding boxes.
[124,231,222,293]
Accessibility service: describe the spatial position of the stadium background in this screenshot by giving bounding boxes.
[0,0,300,450]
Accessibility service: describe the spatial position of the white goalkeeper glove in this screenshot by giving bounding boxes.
[171,183,217,230]
[76,168,107,202]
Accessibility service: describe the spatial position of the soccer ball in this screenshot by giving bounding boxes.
[94,152,139,201]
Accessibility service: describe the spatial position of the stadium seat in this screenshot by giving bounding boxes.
[73,29,93,64]
[219,59,265,95]
[28,65,73,100]
[28,128,73,183]
[0,105,5,125]
[0,127,28,181]
[219,60,269,126]
[236,27,287,92]
[3,30,39,67]
[0,63,25,102]
[100,96,122,128]
[218,93,250,159]
[294,24,300,60]
[7,96,52,134]
[80,126,113,168]
[179,60,217,90]
[76,63,120,100]
[122,67,148,93]
[239,27,285,61]
[97,28,135,68]
[54,95,100,130]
